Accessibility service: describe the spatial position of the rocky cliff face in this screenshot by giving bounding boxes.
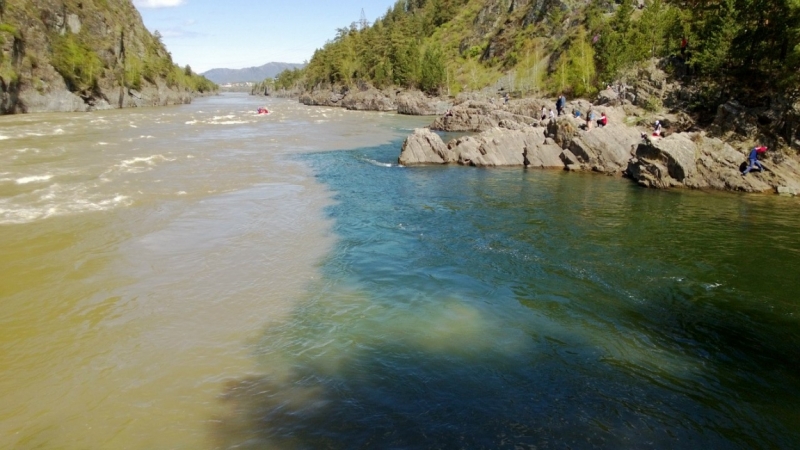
[0,0,211,114]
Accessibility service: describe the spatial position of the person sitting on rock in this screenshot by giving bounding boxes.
[572,109,581,118]
[652,120,662,137]
[444,109,453,117]
[586,109,595,130]
[597,112,608,128]
[741,146,768,175]
[541,106,547,121]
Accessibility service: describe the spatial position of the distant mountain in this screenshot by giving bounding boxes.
[202,62,305,84]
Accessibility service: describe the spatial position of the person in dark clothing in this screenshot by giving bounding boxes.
[556,94,566,116]
[741,146,767,175]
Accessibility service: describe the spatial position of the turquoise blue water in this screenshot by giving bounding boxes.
[219,141,800,449]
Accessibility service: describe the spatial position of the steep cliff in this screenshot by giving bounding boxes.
[0,0,216,114]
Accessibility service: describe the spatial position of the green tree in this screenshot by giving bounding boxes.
[420,44,446,93]
[566,27,596,96]
[692,0,740,77]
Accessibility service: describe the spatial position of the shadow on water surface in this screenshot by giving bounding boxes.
[211,141,800,449]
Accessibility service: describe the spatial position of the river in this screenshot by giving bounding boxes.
[1,93,799,449]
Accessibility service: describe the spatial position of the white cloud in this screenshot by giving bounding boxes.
[133,0,186,8]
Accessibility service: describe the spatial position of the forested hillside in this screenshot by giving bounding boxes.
[0,0,216,114]
[268,0,800,114]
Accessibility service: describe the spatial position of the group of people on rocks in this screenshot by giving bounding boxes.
[443,92,769,175]
[552,94,768,175]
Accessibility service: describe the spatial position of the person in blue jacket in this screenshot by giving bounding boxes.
[741,146,767,175]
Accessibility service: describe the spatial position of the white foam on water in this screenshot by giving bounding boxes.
[0,185,132,225]
[54,128,65,134]
[0,135,9,140]
[130,124,138,128]
[210,120,251,125]
[139,135,155,139]
[177,191,187,195]
[185,120,198,125]
[365,159,394,168]
[115,154,175,174]
[97,142,110,146]
[16,175,53,185]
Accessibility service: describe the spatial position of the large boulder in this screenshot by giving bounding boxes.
[398,129,456,165]
[430,100,539,132]
[710,100,760,138]
[567,124,645,173]
[396,91,449,115]
[546,116,581,148]
[627,132,800,193]
[299,89,345,107]
[399,126,564,168]
[629,133,698,188]
[595,88,620,106]
[430,100,501,132]
[450,127,562,167]
[340,88,396,111]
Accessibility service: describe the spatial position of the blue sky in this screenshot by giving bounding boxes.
[133,0,399,73]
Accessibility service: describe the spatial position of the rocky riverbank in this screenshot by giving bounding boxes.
[398,97,800,195]
[298,85,451,115]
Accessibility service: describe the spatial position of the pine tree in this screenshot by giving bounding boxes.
[420,44,446,93]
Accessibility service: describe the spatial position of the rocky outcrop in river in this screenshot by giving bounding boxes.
[396,90,449,115]
[430,98,544,132]
[299,85,451,115]
[398,109,800,195]
[628,134,800,194]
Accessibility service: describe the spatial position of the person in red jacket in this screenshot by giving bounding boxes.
[596,112,608,128]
